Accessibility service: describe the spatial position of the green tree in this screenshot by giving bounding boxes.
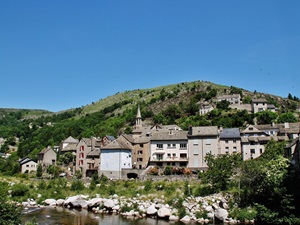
[256,111,277,124]
[216,100,230,110]
[277,112,297,123]
[36,163,43,178]
[0,182,22,225]
[201,153,242,192]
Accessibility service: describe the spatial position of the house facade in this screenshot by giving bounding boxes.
[149,129,188,168]
[38,146,57,166]
[217,94,241,105]
[19,157,38,173]
[219,128,241,155]
[252,99,268,113]
[76,137,101,178]
[187,126,219,170]
[99,137,133,179]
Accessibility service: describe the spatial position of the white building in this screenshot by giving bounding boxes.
[99,137,132,179]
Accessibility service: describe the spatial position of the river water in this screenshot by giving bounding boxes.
[21,207,220,225]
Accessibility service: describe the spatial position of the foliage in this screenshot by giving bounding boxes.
[70,179,85,192]
[201,153,242,192]
[36,163,43,178]
[256,110,278,124]
[0,182,22,225]
[229,207,257,222]
[277,112,297,123]
[11,183,30,198]
[216,100,230,110]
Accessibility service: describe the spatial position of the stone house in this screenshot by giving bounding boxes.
[187,126,219,170]
[19,157,38,173]
[38,146,57,166]
[76,137,101,178]
[252,99,268,113]
[217,94,241,105]
[149,129,188,168]
[99,136,133,179]
[219,128,241,155]
[199,103,214,115]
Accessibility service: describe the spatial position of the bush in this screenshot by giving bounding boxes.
[11,183,29,197]
[70,179,85,192]
[229,207,257,222]
[144,179,152,192]
[164,166,173,175]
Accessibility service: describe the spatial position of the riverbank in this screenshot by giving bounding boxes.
[21,192,255,224]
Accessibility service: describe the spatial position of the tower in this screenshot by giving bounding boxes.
[136,105,142,129]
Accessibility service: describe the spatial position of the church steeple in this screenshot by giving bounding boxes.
[136,105,142,129]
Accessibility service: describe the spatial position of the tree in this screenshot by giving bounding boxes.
[216,100,230,110]
[0,182,22,225]
[277,113,297,123]
[36,163,43,178]
[256,111,277,124]
[201,153,242,192]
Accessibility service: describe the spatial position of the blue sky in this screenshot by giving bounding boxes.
[1,1,299,112]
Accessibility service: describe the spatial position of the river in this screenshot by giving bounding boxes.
[21,207,220,225]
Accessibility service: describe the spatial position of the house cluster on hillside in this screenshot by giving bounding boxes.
[200,94,277,115]
[20,105,300,179]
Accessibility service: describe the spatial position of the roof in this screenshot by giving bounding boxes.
[220,128,240,139]
[105,135,116,141]
[241,125,267,134]
[87,149,100,157]
[279,123,300,134]
[102,137,132,150]
[39,146,55,155]
[188,126,219,136]
[252,99,268,103]
[18,157,36,165]
[217,94,240,100]
[62,136,79,144]
[151,130,188,141]
[61,143,77,152]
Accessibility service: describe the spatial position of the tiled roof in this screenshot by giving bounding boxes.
[39,146,54,155]
[62,136,79,144]
[87,149,100,157]
[61,143,77,151]
[252,99,268,103]
[217,94,240,100]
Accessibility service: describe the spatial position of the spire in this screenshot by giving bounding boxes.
[136,105,142,129]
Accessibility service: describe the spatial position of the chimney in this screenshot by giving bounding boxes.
[188,125,193,135]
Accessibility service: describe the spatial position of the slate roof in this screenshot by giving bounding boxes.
[252,99,268,103]
[87,149,100,157]
[188,126,219,136]
[151,130,188,141]
[217,94,240,100]
[63,136,79,144]
[61,143,77,152]
[219,128,241,139]
[279,123,300,134]
[102,137,132,150]
[39,146,54,155]
[18,157,36,165]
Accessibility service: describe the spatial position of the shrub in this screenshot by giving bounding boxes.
[70,179,85,192]
[229,207,257,222]
[11,183,29,197]
[144,179,152,192]
[164,166,173,175]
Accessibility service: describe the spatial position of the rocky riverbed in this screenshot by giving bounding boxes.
[21,193,255,224]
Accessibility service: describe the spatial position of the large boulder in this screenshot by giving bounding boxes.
[180,215,191,223]
[104,199,115,209]
[64,195,88,209]
[146,204,157,215]
[87,197,102,208]
[44,199,56,206]
[215,208,228,221]
[157,207,171,218]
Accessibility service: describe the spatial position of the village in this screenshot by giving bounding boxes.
[14,94,300,180]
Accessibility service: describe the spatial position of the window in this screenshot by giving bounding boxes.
[233,140,237,143]
[180,153,187,159]
[157,154,163,160]
[180,143,187,149]
[167,143,176,148]
[167,153,171,158]
[260,149,263,154]
[225,140,229,143]
[138,150,143,155]
[193,140,198,146]
[172,153,176,158]
[193,148,199,155]
[233,147,237,153]
[140,144,144,148]
[180,162,187,167]
[225,147,229,154]
[206,139,211,145]
[80,146,84,151]
[157,144,163,149]
[250,149,255,154]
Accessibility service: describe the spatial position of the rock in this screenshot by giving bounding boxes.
[205,205,213,212]
[104,199,115,209]
[44,199,56,206]
[207,212,215,219]
[64,195,88,208]
[169,215,179,221]
[215,208,228,221]
[180,215,191,223]
[157,207,171,218]
[146,204,157,215]
[56,199,65,206]
[87,197,102,207]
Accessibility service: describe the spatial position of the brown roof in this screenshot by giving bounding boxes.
[151,130,188,141]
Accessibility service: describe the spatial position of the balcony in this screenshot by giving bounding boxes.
[151,156,188,162]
